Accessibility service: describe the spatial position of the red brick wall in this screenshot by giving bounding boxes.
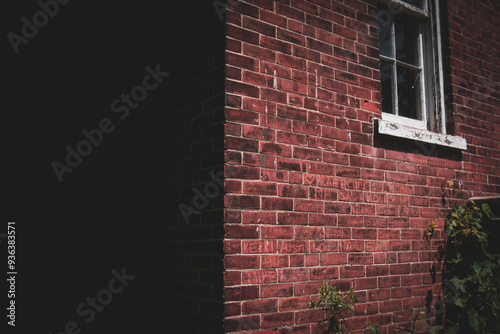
[223,0,500,333]
[444,0,500,192]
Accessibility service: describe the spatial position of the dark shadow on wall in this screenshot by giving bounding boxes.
[137,8,226,334]
[2,1,225,333]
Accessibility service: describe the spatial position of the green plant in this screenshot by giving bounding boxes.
[424,221,436,243]
[394,308,441,334]
[444,200,500,333]
[308,282,359,334]
[368,321,381,334]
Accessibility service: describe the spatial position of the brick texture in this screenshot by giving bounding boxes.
[223,0,500,333]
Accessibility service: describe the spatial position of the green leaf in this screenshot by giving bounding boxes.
[482,203,493,219]
[468,309,480,331]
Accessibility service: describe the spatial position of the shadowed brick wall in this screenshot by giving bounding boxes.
[223,0,499,333]
[140,5,226,333]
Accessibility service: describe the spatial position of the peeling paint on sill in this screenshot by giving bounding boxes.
[377,119,467,150]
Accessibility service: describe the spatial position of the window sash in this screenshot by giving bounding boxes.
[378,4,428,130]
[378,0,450,137]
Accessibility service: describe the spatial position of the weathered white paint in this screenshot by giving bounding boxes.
[378,119,467,150]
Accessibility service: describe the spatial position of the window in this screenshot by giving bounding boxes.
[376,0,466,149]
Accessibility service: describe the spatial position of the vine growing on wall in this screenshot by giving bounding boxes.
[443,200,500,333]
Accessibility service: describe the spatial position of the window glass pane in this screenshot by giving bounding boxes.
[377,3,393,57]
[394,13,419,65]
[401,0,424,9]
[380,60,394,114]
[397,65,420,119]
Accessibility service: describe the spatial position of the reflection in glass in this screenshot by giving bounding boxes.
[397,65,420,120]
[395,13,419,65]
[377,3,392,57]
[380,61,394,114]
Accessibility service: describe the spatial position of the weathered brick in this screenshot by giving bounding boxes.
[220,0,500,332]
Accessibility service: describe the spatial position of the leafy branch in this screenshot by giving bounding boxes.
[308,283,359,334]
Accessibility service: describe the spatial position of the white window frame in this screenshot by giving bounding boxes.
[376,0,467,149]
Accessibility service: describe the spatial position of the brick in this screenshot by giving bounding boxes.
[242,240,277,254]
[380,300,402,312]
[310,240,338,252]
[320,253,348,265]
[227,25,260,44]
[293,121,321,136]
[390,264,411,275]
[261,88,288,104]
[225,255,260,269]
[295,226,325,239]
[378,276,401,288]
[224,315,261,332]
[261,254,289,268]
[276,4,306,22]
[277,130,308,146]
[244,181,277,195]
[225,225,259,239]
[309,214,335,226]
[225,271,242,286]
[224,302,241,317]
[227,52,259,71]
[242,270,278,284]
[261,283,294,298]
[296,310,324,327]
[279,240,308,253]
[324,202,351,214]
[340,266,365,278]
[261,312,294,328]
[309,187,338,200]
[279,298,310,315]
[389,241,411,251]
[226,108,260,125]
[339,240,364,252]
[242,298,278,314]
[262,197,293,210]
[348,253,373,264]
[277,53,307,70]
[364,240,388,253]
[278,212,308,225]
[261,142,293,157]
[279,184,308,198]
[242,211,277,224]
[354,278,378,290]
[225,195,260,209]
[325,227,352,239]
[278,78,307,95]
[278,268,309,282]
[225,240,242,254]
[225,285,259,301]
[260,11,287,28]
[352,228,377,239]
[289,254,305,267]
[261,169,288,182]
[243,16,276,37]
[226,80,260,98]
[367,288,391,302]
[261,226,294,239]
[336,166,361,178]
[294,199,323,212]
[366,265,389,277]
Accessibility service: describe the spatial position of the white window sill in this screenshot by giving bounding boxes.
[377,119,467,150]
